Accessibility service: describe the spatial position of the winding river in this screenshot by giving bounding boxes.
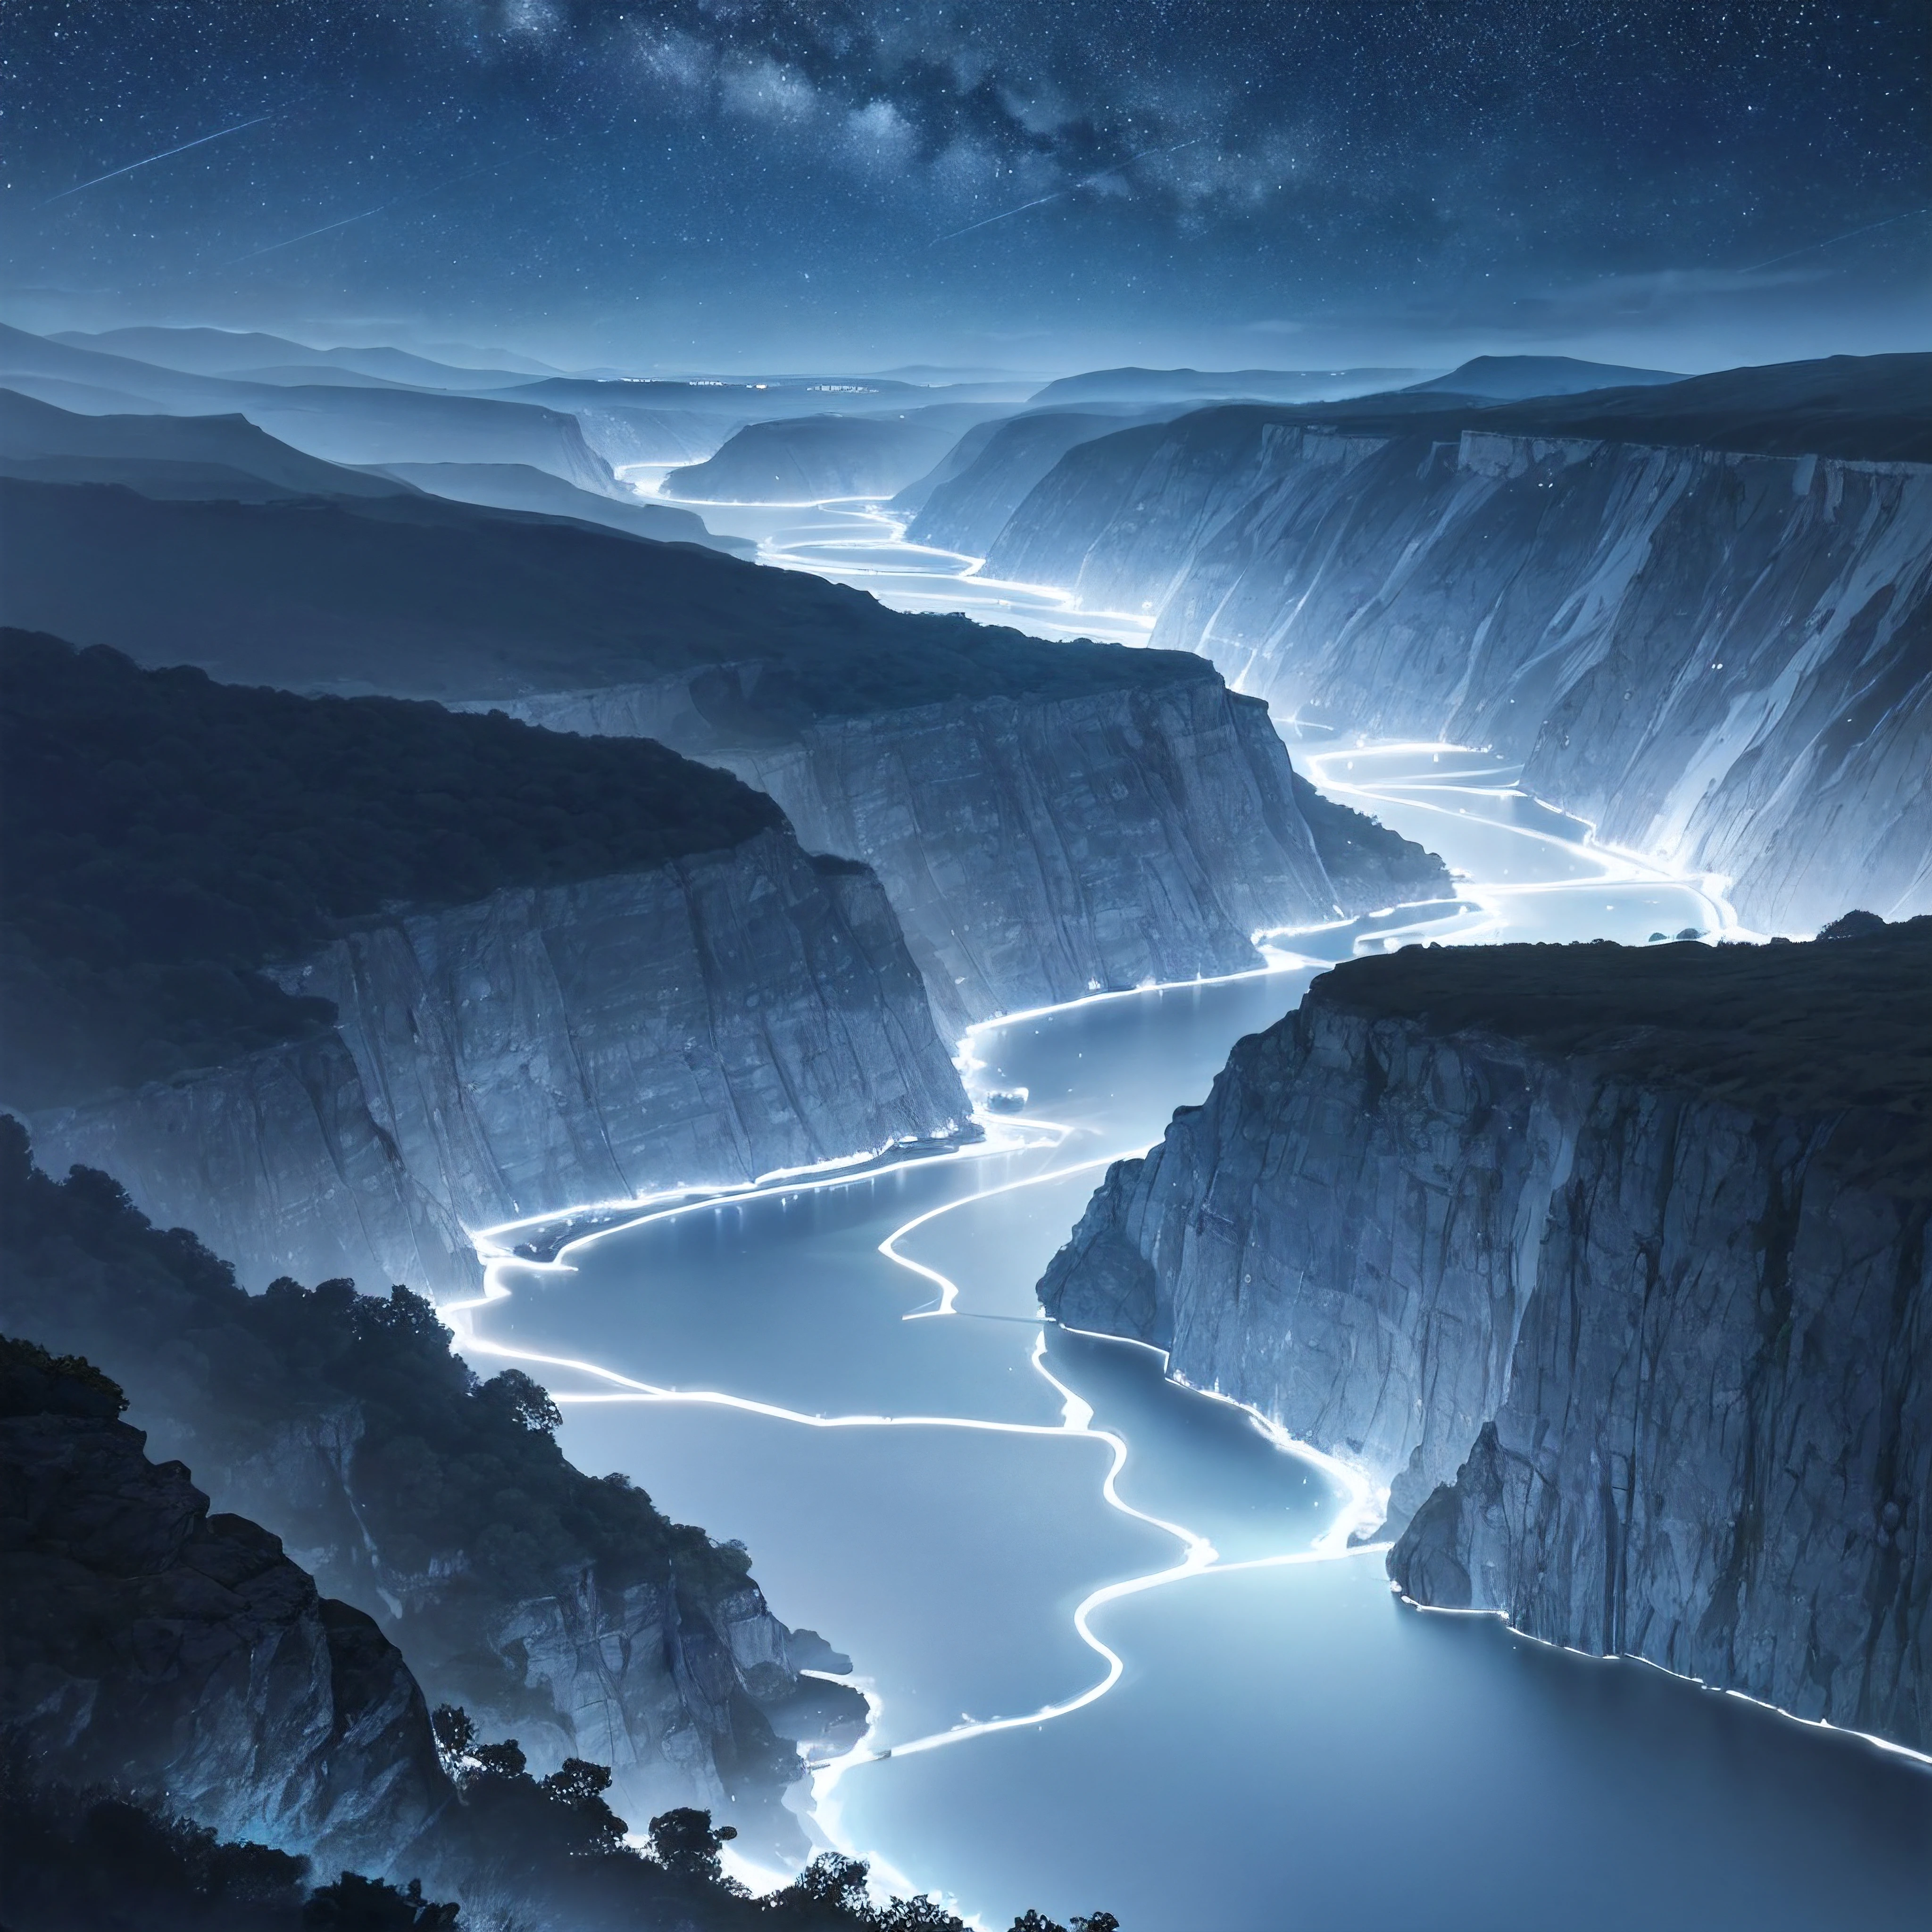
[446,491,1931,1929]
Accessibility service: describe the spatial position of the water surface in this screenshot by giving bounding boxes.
[451,517,1929,1925]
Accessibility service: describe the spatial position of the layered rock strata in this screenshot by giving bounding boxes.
[483,672,1448,1034]
[982,405,1932,931]
[1041,928,1932,1751]
[26,830,970,1295]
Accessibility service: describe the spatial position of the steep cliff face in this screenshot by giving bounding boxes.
[906,409,1177,558]
[1041,928,1932,1751]
[0,1146,866,1855]
[0,1339,450,1868]
[488,673,1448,1034]
[26,830,970,1295]
[1390,1112,1929,1752]
[983,408,1932,932]
[663,407,990,503]
[1039,996,1572,1526]
[188,1399,857,1848]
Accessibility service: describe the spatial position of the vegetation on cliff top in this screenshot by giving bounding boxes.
[0,477,1222,714]
[1308,919,1932,1193]
[0,628,785,1106]
[0,1336,1112,1932]
[1080,352,1932,466]
[0,1117,802,1785]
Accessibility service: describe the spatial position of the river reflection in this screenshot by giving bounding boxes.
[454,730,1932,1925]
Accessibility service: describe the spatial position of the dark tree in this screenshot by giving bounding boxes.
[469,1740,528,1781]
[647,1806,739,1882]
[302,1874,459,1930]
[539,1758,628,1849]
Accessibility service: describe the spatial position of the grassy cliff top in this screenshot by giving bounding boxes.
[0,629,784,1105]
[0,475,1219,715]
[1309,922,1932,1194]
[1083,354,1932,467]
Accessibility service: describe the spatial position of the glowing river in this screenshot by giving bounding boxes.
[444,493,1930,1928]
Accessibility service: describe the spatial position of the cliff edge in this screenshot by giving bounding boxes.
[1041,921,1932,1751]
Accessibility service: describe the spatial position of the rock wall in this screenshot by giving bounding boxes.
[0,1132,867,1861]
[187,1402,859,1853]
[1039,974,1931,1752]
[25,828,970,1293]
[983,417,1932,932]
[488,674,1448,1035]
[1039,998,1578,1528]
[907,410,1171,558]
[0,1347,449,1869]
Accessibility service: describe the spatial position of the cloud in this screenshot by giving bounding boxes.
[720,58,820,123]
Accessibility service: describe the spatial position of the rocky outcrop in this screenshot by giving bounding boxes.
[486,672,1449,1034]
[0,1337,450,1867]
[0,1141,868,1857]
[1041,927,1932,1751]
[980,400,1932,932]
[178,1398,859,1852]
[1039,990,1567,1527]
[25,829,971,1294]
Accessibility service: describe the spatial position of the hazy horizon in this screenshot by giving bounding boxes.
[7,2,1924,378]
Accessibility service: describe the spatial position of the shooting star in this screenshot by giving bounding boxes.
[1740,205,1931,275]
[929,136,1207,248]
[226,148,540,266]
[37,114,274,208]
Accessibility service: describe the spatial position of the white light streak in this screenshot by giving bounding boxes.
[1391,1592,1932,1773]
[428,736,1815,1908]
[36,114,275,207]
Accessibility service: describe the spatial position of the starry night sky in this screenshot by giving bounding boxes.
[4,2,1926,373]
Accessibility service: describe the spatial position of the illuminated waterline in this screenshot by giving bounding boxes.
[617,466,1155,649]
[438,955,1383,1903]
[430,742,1869,1912]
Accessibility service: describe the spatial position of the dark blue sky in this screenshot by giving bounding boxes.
[5,1,1926,372]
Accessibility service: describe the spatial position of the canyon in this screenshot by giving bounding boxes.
[4,633,973,1299]
[26,829,972,1298]
[0,426,1446,1033]
[974,357,1932,933]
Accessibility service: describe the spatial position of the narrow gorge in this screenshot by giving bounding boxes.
[976,360,1932,933]
[0,445,1447,1033]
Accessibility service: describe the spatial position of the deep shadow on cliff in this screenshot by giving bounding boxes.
[0,1126,863,1852]
[1042,922,1932,1752]
[0,1339,1106,1932]
[0,468,1214,712]
[1308,922,1932,1196]
[0,395,1448,1033]
[0,628,783,1109]
[5,629,973,1295]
